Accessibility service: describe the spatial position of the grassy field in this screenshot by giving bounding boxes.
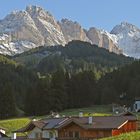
[0,118,30,135]
[100,131,140,140]
[60,105,112,117]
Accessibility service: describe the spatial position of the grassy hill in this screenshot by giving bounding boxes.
[100,131,140,140]
[0,118,30,135]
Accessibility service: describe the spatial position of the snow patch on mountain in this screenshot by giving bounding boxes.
[111,22,140,58]
[0,33,37,55]
[1,6,136,57]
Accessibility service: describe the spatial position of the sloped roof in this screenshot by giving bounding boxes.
[56,116,131,130]
[42,118,68,130]
[118,111,136,117]
[0,132,8,137]
[14,114,137,132]
[14,120,46,133]
[14,118,67,132]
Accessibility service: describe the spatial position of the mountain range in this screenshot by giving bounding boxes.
[0,5,140,58]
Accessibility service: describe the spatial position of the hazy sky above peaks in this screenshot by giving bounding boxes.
[0,0,139,31]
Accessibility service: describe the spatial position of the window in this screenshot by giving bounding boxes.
[49,132,54,138]
[35,132,42,138]
[69,131,73,137]
[135,103,137,109]
[64,132,68,137]
[68,131,80,138]
[75,131,80,138]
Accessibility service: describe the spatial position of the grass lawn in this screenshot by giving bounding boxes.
[60,105,112,117]
[0,118,30,135]
[100,131,140,140]
[35,105,113,119]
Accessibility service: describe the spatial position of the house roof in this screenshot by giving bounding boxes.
[14,118,68,133]
[0,132,8,137]
[42,118,68,130]
[56,116,132,130]
[14,114,137,132]
[14,120,46,133]
[117,111,136,117]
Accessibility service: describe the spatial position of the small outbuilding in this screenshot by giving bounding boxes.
[134,97,140,112]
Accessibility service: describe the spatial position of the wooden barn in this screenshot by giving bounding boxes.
[14,112,137,140]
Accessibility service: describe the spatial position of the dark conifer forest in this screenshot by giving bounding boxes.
[0,41,138,119]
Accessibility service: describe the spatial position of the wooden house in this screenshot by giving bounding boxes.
[13,112,137,140]
[57,115,137,139]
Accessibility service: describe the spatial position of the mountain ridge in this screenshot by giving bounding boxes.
[0,5,121,56]
[0,5,140,58]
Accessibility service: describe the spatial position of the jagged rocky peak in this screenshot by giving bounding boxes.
[59,18,91,43]
[26,5,44,14]
[110,22,140,58]
[0,10,35,30]
[87,27,102,46]
[0,5,124,56]
[111,22,140,34]
[86,27,122,54]
[26,5,51,16]
[26,5,66,46]
[0,9,44,46]
[26,5,57,25]
[61,18,80,25]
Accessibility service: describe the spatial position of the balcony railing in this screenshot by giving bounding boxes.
[16,138,97,140]
[57,138,97,140]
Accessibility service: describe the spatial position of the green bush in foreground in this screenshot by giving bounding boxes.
[101,131,140,140]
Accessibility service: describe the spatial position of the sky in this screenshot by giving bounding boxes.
[0,0,140,31]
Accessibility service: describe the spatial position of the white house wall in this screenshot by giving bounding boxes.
[28,127,58,139]
[28,127,42,139]
[134,101,140,112]
[42,130,49,138]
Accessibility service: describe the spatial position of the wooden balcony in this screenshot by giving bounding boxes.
[16,138,97,140]
[56,138,98,140]
[16,137,97,140]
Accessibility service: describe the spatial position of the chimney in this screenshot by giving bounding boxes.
[88,116,93,124]
[11,133,17,140]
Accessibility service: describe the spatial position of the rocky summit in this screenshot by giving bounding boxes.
[111,22,140,58]
[0,5,140,58]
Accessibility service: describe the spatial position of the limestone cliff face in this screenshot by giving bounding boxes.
[59,19,91,43]
[0,10,44,46]
[87,27,102,47]
[0,5,122,56]
[87,28,122,54]
[26,6,66,46]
